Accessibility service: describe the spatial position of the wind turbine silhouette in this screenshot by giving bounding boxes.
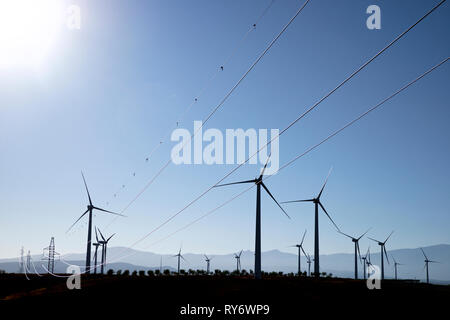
[338,228,370,279]
[98,228,115,274]
[173,247,186,274]
[392,255,403,280]
[361,247,371,280]
[92,227,101,274]
[213,156,289,279]
[204,255,212,274]
[305,253,312,277]
[234,250,243,273]
[291,230,307,276]
[67,172,125,274]
[368,231,393,280]
[421,248,438,284]
[282,169,339,277]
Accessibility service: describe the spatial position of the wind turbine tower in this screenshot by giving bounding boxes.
[338,228,370,279]
[66,172,124,274]
[234,250,243,273]
[282,169,340,277]
[213,157,289,279]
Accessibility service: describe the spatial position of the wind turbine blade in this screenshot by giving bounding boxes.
[66,209,89,233]
[357,242,362,263]
[318,202,339,231]
[367,237,381,243]
[204,255,209,260]
[106,233,115,242]
[95,227,99,242]
[317,167,333,199]
[259,153,271,177]
[239,250,243,257]
[420,248,428,260]
[338,230,353,240]
[384,231,394,243]
[300,229,307,246]
[181,255,187,262]
[429,260,440,263]
[92,206,126,217]
[281,199,314,204]
[214,179,256,188]
[357,228,371,240]
[261,183,290,219]
[81,171,92,206]
[384,246,390,264]
[98,229,106,242]
[300,246,307,258]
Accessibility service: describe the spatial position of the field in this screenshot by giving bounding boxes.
[1,274,449,316]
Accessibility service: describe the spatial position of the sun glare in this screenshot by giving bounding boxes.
[0,0,63,69]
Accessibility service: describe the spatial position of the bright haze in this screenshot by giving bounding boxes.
[0,0,449,260]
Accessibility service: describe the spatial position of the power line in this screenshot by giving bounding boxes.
[108,57,448,264]
[114,1,446,253]
[118,0,312,214]
[102,0,278,212]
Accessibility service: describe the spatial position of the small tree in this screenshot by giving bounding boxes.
[139,270,146,277]
[154,269,161,276]
[116,269,122,276]
[163,269,171,276]
[147,270,155,277]
[123,270,130,276]
[132,270,138,277]
[107,269,114,276]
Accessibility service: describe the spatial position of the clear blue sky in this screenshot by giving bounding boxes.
[0,0,449,260]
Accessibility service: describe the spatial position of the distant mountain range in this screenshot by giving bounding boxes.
[1,244,449,284]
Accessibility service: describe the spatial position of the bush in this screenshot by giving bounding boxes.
[163,269,171,276]
[139,270,146,277]
[123,270,130,276]
[154,269,160,276]
[107,269,114,276]
[116,269,122,276]
[132,271,138,277]
[147,270,154,277]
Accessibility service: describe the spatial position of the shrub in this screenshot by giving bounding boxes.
[107,269,114,276]
[123,270,130,276]
[116,269,122,276]
[139,270,146,277]
[147,270,154,277]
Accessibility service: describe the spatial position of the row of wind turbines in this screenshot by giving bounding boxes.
[69,166,438,282]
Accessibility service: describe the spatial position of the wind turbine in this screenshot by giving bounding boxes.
[361,247,371,280]
[213,157,290,279]
[368,231,393,280]
[392,255,403,280]
[67,172,125,274]
[305,253,312,277]
[338,228,370,279]
[281,169,339,277]
[291,230,307,276]
[421,248,438,284]
[92,227,101,274]
[173,247,186,274]
[234,250,243,273]
[204,255,212,274]
[98,228,115,274]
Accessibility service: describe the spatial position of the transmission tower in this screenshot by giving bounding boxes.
[43,237,59,274]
